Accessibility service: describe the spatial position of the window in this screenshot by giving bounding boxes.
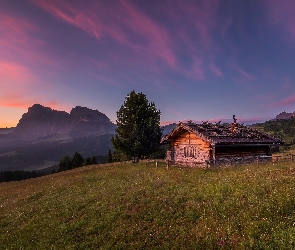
[184,146,196,158]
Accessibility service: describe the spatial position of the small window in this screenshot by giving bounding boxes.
[184,146,196,158]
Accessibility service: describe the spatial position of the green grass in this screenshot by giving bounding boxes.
[1,161,295,249]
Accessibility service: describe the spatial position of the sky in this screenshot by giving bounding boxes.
[1,0,295,128]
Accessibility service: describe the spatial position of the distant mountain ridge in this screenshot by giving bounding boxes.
[275,111,295,120]
[8,104,116,141]
[0,104,116,171]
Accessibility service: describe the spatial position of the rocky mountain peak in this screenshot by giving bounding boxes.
[17,104,69,125]
[275,111,295,120]
[10,104,115,140]
[70,106,110,122]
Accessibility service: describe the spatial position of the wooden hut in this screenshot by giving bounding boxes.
[161,121,283,167]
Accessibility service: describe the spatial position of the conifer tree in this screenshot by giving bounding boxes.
[58,156,72,171]
[71,152,84,168]
[85,157,92,166]
[106,149,112,163]
[91,156,97,165]
[112,90,162,161]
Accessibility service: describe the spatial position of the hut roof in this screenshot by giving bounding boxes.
[161,122,283,146]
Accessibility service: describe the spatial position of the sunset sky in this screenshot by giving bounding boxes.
[1,0,295,128]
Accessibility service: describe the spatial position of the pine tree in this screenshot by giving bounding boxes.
[106,149,113,163]
[71,152,84,168]
[85,157,92,166]
[58,156,72,171]
[111,90,162,161]
[91,156,97,165]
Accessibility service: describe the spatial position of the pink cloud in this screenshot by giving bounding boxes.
[0,94,35,109]
[0,60,65,111]
[264,0,295,43]
[282,77,292,90]
[32,0,225,81]
[163,107,183,117]
[271,94,295,108]
[120,1,176,68]
[257,93,276,104]
[209,63,223,78]
[0,61,41,104]
[0,12,58,68]
[31,1,105,40]
[0,13,36,45]
[0,61,38,92]
[182,57,205,80]
[235,66,255,81]
[175,0,219,49]
[228,63,256,88]
[164,1,221,79]
[32,0,177,69]
[0,91,66,112]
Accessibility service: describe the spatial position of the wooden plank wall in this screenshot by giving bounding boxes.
[213,146,272,166]
[171,132,211,166]
[215,146,271,157]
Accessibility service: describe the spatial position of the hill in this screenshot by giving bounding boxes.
[0,128,15,134]
[252,116,295,147]
[1,162,295,248]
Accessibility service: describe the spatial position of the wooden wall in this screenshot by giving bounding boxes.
[215,146,271,157]
[213,145,272,166]
[169,131,211,167]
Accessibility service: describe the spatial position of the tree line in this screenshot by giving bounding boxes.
[58,152,110,172]
[254,117,295,147]
[0,170,44,182]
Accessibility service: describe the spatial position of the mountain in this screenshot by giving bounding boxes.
[0,104,116,171]
[162,123,177,135]
[275,111,295,120]
[8,104,115,141]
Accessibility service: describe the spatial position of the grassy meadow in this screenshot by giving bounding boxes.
[1,161,295,249]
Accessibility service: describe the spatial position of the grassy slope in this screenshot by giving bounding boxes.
[1,162,295,249]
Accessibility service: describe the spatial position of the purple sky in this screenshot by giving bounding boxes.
[1,0,295,127]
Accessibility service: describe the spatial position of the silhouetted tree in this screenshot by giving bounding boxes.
[91,156,97,164]
[112,90,162,161]
[0,170,43,182]
[106,149,113,163]
[72,152,84,168]
[85,157,92,166]
[58,156,72,171]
